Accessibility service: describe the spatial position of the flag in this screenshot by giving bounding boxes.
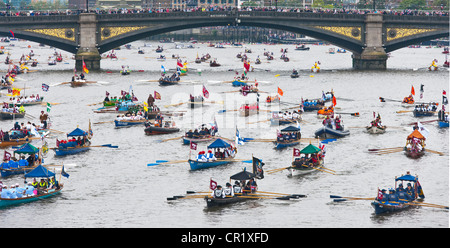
[190,142,197,150]
[3,151,11,161]
[42,140,48,157]
[235,127,244,145]
[293,148,301,157]
[106,91,110,96]
[319,141,326,157]
[202,85,209,99]
[332,95,337,106]
[46,102,51,113]
[415,181,425,198]
[12,88,21,96]
[154,91,161,100]
[277,87,284,96]
[443,90,448,105]
[82,59,89,74]
[243,61,250,72]
[161,65,166,74]
[88,120,93,137]
[377,188,384,200]
[252,157,265,179]
[61,165,70,178]
[420,84,424,99]
[210,178,217,190]
[42,83,49,92]
[143,102,148,112]
[177,59,183,68]
[417,122,429,139]
[9,30,14,38]
[296,120,301,131]
[411,85,415,96]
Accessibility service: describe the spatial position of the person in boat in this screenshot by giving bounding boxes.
[206,150,216,162]
[193,129,200,138]
[377,189,388,201]
[196,151,207,162]
[386,189,399,202]
[223,183,234,197]
[405,183,415,200]
[322,116,333,128]
[335,116,343,130]
[212,185,225,198]
[403,95,414,104]
[18,156,28,167]
[15,183,26,198]
[37,179,48,195]
[292,69,298,75]
[80,73,85,80]
[186,130,193,138]
[25,182,36,196]
[39,111,48,129]
[233,181,242,194]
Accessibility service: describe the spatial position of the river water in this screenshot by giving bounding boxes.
[0,39,448,228]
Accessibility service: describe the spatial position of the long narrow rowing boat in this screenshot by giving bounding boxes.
[114,119,147,128]
[0,186,63,208]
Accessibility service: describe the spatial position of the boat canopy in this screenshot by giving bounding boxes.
[230,169,256,180]
[395,174,418,182]
[67,128,88,137]
[24,164,55,178]
[407,129,425,140]
[281,126,300,132]
[207,138,231,149]
[14,143,39,154]
[300,144,322,154]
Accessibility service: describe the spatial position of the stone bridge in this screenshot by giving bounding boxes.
[0,11,448,70]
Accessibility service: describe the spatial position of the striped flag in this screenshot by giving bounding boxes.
[46,102,51,113]
[202,85,209,98]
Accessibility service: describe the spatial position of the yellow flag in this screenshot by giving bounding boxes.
[143,102,148,112]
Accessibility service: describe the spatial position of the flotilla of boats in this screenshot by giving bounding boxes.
[0,39,448,223]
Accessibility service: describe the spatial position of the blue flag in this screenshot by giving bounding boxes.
[61,165,70,178]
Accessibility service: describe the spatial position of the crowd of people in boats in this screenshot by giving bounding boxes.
[402,95,415,104]
[414,102,438,112]
[71,72,86,82]
[185,126,216,139]
[1,103,25,114]
[292,152,322,168]
[369,114,384,127]
[273,110,302,120]
[1,7,448,17]
[116,112,146,121]
[211,179,258,198]
[277,130,301,142]
[0,177,61,199]
[159,72,180,82]
[56,135,89,149]
[195,146,236,162]
[0,120,46,141]
[376,183,418,203]
[6,94,41,105]
[322,115,344,130]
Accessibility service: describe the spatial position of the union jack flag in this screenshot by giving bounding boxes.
[42,83,49,92]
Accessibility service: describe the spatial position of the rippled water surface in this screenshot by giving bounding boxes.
[0,40,448,228]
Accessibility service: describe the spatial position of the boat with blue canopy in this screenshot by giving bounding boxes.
[54,122,92,156]
[188,138,236,170]
[371,171,425,215]
[0,143,40,177]
[275,126,301,149]
[0,164,65,208]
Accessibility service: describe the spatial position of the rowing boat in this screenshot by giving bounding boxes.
[275,126,301,149]
[314,126,350,138]
[404,129,426,159]
[0,111,25,120]
[371,172,425,215]
[188,158,234,170]
[366,125,387,134]
[182,136,216,145]
[8,97,44,107]
[114,119,147,128]
[232,80,248,87]
[205,195,247,207]
[144,122,180,135]
[287,144,324,176]
[54,125,92,156]
[413,110,436,117]
[188,139,236,170]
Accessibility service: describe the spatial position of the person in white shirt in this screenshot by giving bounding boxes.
[223,183,234,197]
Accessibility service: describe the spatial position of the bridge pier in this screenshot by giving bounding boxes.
[75,13,101,71]
[352,13,388,70]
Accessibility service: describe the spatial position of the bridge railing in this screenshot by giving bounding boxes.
[0,15,78,23]
[96,11,234,21]
[238,11,366,21]
[383,14,450,22]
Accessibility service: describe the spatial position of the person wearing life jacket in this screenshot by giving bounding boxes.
[31,178,38,188]
[206,150,216,162]
[223,183,234,197]
[211,185,225,198]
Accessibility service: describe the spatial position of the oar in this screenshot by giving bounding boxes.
[164,102,187,108]
[368,147,403,152]
[426,149,444,156]
[406,119,439,125]
[396,110,412,113]
[266,166,291,174]
[90,144,119,148]
[245,190,306,198]
[330,195,374,201]
[93,120,114,125]
[374,148,404,155]
[186,191,210,194]
[379,97,402,103]
[405,202,449,209]
[157,136,183,143]
[147,160,188,166]
[301,164,336,175]
[335,112,360,116]
[410,201,449,209]
[167,194,208,201]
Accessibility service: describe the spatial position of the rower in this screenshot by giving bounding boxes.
[386,189,398,202]
[211,185,225,198]
[223,183,234,197]
[233,181,242,194]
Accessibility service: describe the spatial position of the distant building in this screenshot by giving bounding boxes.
[68,0,96,9]
[141,0,172,8]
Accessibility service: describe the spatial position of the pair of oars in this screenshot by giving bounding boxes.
[331,195,449,209]
[147,158,254,166]
[368,147,404,155]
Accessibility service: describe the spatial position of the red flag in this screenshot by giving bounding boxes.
[444,90,447,95]
[177,59,183,68]
[202,85,209,99]
[210,178,217,190]
[190,142,197,150]
[411,86,415,96]
[277,87,284,96]
[332,95,337,106]
[377,189,384,200]
[243,61,250,72]
[154,91,161,100]
[293,148,301,157]
[3,151,11,161]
